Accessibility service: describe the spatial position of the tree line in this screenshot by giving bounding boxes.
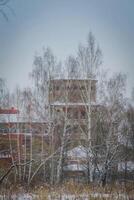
[0,32,134,187]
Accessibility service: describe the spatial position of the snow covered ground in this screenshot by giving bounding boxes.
[48,193,132,200]
[0,192,133,200]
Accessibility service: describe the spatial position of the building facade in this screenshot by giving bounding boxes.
[49,78,97,181]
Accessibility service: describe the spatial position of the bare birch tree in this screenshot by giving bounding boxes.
[93,73,127,186]
[75,32,102,183]
[29,48,62,184]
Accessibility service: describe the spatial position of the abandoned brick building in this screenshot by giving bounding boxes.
[49,78,97,141]
[0,78,133,183]
[0,107,49,167]
[0,78,98,181]
[49,78,98,181]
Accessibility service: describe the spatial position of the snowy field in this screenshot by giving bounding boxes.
[0,192,133,200]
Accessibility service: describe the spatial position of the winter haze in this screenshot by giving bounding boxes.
[0,0,134,97]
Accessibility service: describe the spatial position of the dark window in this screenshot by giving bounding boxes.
[73,85,77,90]
[56,86,59,90]
[73,109,78,119]
[81,110,86,119]
[80,86,85,90]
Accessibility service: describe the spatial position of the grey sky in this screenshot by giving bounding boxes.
[0,0,134,97]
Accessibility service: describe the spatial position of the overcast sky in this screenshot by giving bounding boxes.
[0,0,134,97]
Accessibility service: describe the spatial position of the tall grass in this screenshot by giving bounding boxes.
[0,181,133,199]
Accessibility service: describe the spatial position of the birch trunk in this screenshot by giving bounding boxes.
[56,108,67,184]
